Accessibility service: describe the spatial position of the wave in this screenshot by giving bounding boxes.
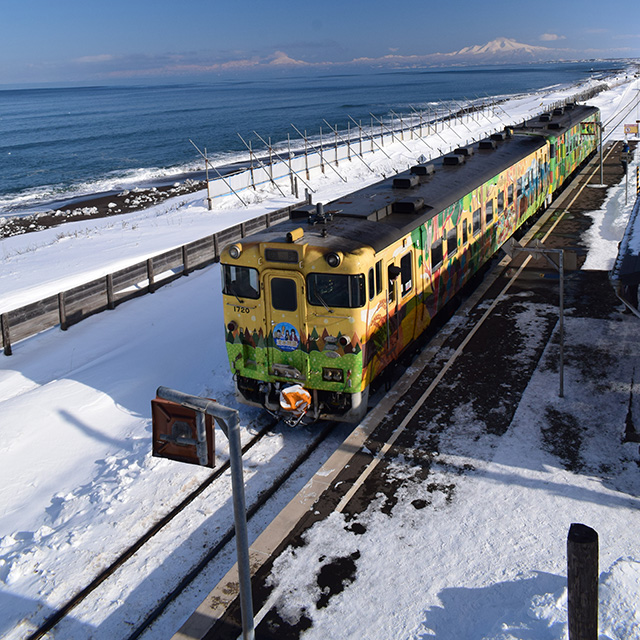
[0,149,252,215]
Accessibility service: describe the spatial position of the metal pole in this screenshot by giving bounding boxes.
[253,130,315,193]
[248,140,255,190]
[599,119,604,185]
[290,123,346,183]
[204,147,212,210]
[559,250,564,398]
[323,119,375,173]
[190,139,247,207]
[226,409,255,640]
[348,115,392,160]
[371,112,415,155]
[237,133,286,197]
[155,387,255,640]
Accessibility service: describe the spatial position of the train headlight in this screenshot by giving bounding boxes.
[229,243,242,259]
[322,367,344,383]
[325,251,342,268]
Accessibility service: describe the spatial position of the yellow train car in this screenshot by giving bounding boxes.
[221,104,599,423]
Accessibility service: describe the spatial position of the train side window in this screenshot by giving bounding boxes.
[271,277,297,311]
[447,227,457,256]
[307,273,365,308]
[375,260,383,295]
[550,144,556,159]
[462,221,468,245]
[517,177,523,198]
[472,208,481,235]
[485,200,494,225]
[368,268,375,300]
[400,252,413,297]
[431,237,443,269]
[497,191,505,214]
[508,184,514,206]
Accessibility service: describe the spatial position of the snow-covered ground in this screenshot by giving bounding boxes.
[1,68,639,640]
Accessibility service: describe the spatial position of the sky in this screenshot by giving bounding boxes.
[1,0,639,85]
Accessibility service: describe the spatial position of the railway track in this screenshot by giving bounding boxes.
[24,417,342,640]
[174,141,627,638]
[23,141,624,640]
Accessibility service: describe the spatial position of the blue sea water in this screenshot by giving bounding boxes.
[0,61,624,214]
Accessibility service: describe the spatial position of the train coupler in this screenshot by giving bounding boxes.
[279,384,313,427]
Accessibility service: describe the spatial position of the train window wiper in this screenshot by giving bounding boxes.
[313,283,333,313]
[229,283,245,304]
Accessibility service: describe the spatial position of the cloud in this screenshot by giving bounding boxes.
[540,34,566,42]
[74,54,116,64]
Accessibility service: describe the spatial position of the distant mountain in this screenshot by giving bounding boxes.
[346,37,565,70]
[443,37,560,64]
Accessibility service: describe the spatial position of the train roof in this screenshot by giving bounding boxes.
[243,104,598,255]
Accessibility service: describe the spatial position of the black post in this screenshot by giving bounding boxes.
[567,523,599,640]
[182,245,190,276]
[212,234,219,260]
[147,259,155,293]
[1,313,12,356]
[106,274,115,309]
[58,292,68,331]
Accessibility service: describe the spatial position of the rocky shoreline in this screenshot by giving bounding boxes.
[0,179,206,240]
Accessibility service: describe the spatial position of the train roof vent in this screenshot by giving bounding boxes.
[454,146,474,157]
[392,197,426,214]
[410,163,435,176]
[490,131,508,142]
[392,175,420,189]
[478,139,498,150]
[553,107,564,116]
[443,154,466,166]
[539,113,552,122]
[547,122,562,130]
[565,103,576,110]
[290,204,316,219]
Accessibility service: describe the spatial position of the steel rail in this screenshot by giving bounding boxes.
[333,142,619,515]
[25,419,278,640]
[126,420,340,640]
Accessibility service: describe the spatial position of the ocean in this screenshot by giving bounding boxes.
[0,61,624,215]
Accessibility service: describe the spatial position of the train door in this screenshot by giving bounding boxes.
[264,271,308,380]
[386,260,401,357]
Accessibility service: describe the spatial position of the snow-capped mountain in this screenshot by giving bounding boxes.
[443,37,560,64]
[347,37,566,70]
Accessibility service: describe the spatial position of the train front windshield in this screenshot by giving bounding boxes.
[307,273,365,309]
[222,265,260,299]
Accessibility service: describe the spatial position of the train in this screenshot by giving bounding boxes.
[220,104,600,424]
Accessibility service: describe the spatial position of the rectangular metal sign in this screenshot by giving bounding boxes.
[151,397,215,467]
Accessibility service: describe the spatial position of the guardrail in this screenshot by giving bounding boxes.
[0,202,305,356]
